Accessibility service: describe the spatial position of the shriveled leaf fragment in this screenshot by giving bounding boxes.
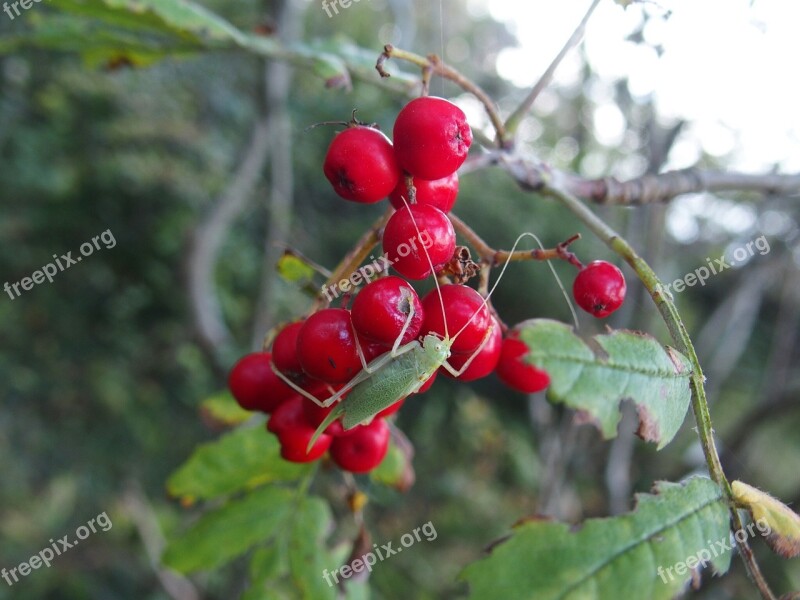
[277,253,317,284]
[733,480,800,558]
[200,390,252,427]
[517,319,692,448]
[460,477,731,600]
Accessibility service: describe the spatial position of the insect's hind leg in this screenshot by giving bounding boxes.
[440,320,496,378]
[353,290,419,373]
[271,363,333,407]
[390,287,418,356]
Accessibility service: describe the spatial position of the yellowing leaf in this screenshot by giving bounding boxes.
[732,480,800,558]
[277,253,316,284]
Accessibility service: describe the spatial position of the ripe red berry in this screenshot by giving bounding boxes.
[278,424,332,463]
[442,317,502,381]
[420,284,491,354]
[228,352,294,413]
[393,96,473,180]
[301,385,345,437]
[496,336,550,393]
[572,260,627,318]
[376,397,405,419]
[296,308,363,384]
[330,418,390,473]
[382,204,455,280]
[267,395,307,435]
[388,172,459,213]
[323,125,401,203]
[271,320,305,377]
[351,276,424,346]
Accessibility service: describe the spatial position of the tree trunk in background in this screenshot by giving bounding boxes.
[251,0,304,348]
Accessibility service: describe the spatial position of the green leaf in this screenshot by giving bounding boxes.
[289,497,337,600]
[162,486,294,573]
[732,480,800,558]
[518,319,692,448]
[104,0,247,44]
[250,543,286,584]
[461,477,731,600]
[199,390,253,427]
[3,0,351,84]
[167,426,311,504]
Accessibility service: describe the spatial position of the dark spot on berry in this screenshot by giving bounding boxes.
[336,169,355,192]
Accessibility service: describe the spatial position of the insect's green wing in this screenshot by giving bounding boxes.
[341,349,428,429]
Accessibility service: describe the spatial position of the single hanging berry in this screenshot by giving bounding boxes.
[572,260,627,318]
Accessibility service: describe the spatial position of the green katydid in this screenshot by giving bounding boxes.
[272,206,578,453]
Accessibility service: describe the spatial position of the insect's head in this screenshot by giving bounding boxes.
[422,333,451,361]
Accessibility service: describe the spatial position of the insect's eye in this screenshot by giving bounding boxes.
[435,344,442,351]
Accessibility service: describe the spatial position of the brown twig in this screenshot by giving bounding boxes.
[447,212,582,267]
[565,167,800,205]
[377,44,511,147]
[312,208,392,310]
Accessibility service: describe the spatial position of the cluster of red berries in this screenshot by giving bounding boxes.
[228,347,393,473]
[228,95,628,471]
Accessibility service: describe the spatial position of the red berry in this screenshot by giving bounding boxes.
[442,317,502,381]
[358,334,389,364]
[228,352,294,413]
[278,425,332,463]
[267,395,306,435]
[271,320,305,377]
[393,96,472,180]
[330,418,390,473]
[420,285,491,354]
[351,276,424,346]
[388,173,459,213]
[376,398,405,418]
[323,126,400,203]
[496,336,550,393]
[301,388,345,437]
[382,204,455,280]
[572,260,627,318]
[296,308,363,384]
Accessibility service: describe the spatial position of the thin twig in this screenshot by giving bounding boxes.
[377,45,510,147]
[535,181,776,600]
[312,209,392,310]
[448,212,582,267]
[505,0,603,134]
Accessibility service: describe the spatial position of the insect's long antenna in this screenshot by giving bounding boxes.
[451,232,580,343]
[400,194,450,340]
